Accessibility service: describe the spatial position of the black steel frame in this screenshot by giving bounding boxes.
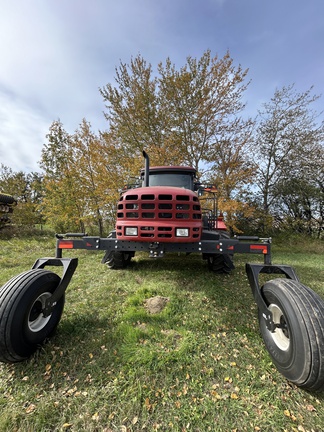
[30,233,300,333]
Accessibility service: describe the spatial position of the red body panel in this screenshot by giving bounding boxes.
[116,186,202,242]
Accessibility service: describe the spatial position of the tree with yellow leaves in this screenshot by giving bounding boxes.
[100,50,255,231]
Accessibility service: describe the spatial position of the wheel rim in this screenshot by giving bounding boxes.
[268,303,290,351]
[28,292,52,332]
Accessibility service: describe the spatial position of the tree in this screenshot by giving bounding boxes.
[100,50,254,229]
[100,55,168,172]
[71,120,122,236]
[158,51,251,173]
[100,51,251,169]
[207,125,256,233]
[253,84,324,232]
[40,120,86,232]
[0,165,44,227]
[272,175,323,237]
[270,143,324,237]
[40,120,123,234]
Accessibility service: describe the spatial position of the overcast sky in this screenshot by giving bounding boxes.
[0,0,323,173]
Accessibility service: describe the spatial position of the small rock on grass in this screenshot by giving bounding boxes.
[145,296,169,314]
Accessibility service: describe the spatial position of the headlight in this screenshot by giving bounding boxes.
[176,228,189,237]
[125,227,138,236]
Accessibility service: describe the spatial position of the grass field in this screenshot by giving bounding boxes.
[0,234,323,431]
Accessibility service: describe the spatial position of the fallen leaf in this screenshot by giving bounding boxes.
[26,404,36,414]
[306,404,316,412]
[145,397,152,411]
[211,390,221,400]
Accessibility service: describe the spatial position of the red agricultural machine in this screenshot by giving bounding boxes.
[0,193,16,228]
[0,152,323,391]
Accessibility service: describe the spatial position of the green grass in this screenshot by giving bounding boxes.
[0,234,323,431]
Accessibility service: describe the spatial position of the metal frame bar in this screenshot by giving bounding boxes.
[55,235,272,264]
[32,257,78,317]
[245,263,299,331]
[31,234,300,330]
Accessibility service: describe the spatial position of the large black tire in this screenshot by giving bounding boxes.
[206,254,234,274]
[104,251,133,269]
[259,279,324,391]
[0,269,64,363]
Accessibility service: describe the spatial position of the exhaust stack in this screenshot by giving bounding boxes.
[143,151,150,187]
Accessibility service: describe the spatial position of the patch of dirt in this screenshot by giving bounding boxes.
[144,296,169,314]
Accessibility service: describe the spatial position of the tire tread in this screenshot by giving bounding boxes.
[261,278,324,391]
[0,269,62,363]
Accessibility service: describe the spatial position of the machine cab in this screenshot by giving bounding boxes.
[140,166,198,191]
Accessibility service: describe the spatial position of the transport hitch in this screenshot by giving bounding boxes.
[245,263,300,332]
[32,257,78,317]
